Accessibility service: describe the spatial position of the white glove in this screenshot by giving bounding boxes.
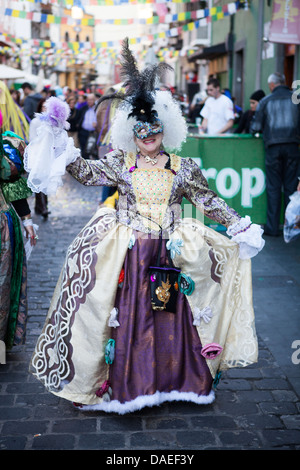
[227,216,265,259]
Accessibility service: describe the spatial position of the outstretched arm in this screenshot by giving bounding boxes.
[182,158,264,258]
[182,158,241,227]
[66,150,122,187]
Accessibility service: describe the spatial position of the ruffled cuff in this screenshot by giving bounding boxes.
[24,124,80,196]
[227,216,265,259]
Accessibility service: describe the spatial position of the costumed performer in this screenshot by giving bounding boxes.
[0,110,38,350]
[0,81,30,142]
[26,38,264,414]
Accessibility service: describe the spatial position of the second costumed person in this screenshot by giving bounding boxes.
[27,38,264,414]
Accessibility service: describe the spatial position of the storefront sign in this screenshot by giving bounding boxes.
[269,0,300,45]
[178,135,268,226]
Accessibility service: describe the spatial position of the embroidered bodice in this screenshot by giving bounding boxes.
[0,133,31,213]
[67,150,241,234]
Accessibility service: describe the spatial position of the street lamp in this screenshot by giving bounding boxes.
[71,0,84,19]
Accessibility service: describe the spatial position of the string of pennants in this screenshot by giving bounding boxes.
[4,2,239,27]
[0,39,197,69]
[0,41,194,66]
[2,2,239,51]
[21,0,222,5]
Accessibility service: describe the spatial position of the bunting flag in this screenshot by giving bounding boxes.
[1,1,239,69]
[23,0,214,5]
[0,42,197,69]
[3,3,239,27]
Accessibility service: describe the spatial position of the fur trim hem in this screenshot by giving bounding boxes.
[75,390,215,415]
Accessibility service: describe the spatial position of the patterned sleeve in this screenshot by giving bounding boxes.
[66,150,123,187]
[181,157,241,227]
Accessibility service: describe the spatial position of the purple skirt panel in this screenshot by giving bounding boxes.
[109,231,213,404]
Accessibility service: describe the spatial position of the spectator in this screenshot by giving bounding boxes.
[96,87,117,202]
[21,82,43,120]
[234,89,265,134]
[222,88,242,125]
[46,89,57,98]
[200,78,235,134]
[250,72,300,236]
[10,88,21,106]
[28,98,50,219]
[63,86,72,101]
[66,95,80,148]
[76,92,87,110]
[188,89,207,123]
[77,93,98,159]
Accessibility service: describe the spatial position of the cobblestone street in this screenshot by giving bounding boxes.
[0,172,299,452]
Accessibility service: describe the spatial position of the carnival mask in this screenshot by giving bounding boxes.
[133,119,164,140]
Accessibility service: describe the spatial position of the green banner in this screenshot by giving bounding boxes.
[177,134,267,230]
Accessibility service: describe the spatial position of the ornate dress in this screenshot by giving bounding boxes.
[0,132,32,349]
[30,151,258,414]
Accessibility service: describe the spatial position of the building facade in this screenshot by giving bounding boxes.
[188,0,300,109]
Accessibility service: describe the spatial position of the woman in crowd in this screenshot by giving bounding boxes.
[66,94,80,148]
[234,89,265,134]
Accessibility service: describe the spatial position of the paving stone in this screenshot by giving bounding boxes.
[130,431,177,449]
[32,434,76,450]
[78,432,126,450]
[51,418,98,434]
[144,417,190,430]
[281,415,300,430]
[0,436,27,450]
[175,430,217,448]
[2,420,48,436]
[191,415,237,429]
[259,402,298,415]
[218,430,262,448]
[101,416,143,432]
[262,430,300,448]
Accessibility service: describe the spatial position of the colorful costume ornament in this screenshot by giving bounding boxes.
[28,38,264,414]
[0,81,29,141]
[24,97,80,195]
[0,127,33,349]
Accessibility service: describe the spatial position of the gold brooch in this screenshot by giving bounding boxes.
[155,276,171,309]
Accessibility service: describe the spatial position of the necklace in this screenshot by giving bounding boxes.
[137,150,164,166]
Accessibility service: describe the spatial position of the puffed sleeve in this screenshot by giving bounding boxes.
[181,157,241,228]
[66,150,123,187]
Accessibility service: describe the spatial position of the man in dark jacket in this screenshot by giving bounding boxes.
[21,82,43,120]
[250,72,300,236]
[77,93,98,159]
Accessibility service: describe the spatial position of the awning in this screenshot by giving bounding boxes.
[0,65,25,79]
[188,43,227,62]
[0,35,13,48]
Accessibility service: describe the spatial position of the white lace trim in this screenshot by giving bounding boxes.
[24,119,80,196]
[226,215,252,236]
[227,216,265,259]
[76,390,215,414]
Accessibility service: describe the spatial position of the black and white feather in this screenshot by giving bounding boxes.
[104,37,188,152]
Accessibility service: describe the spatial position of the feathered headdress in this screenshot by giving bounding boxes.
[96,37,172,123]
[99,38,188,153]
